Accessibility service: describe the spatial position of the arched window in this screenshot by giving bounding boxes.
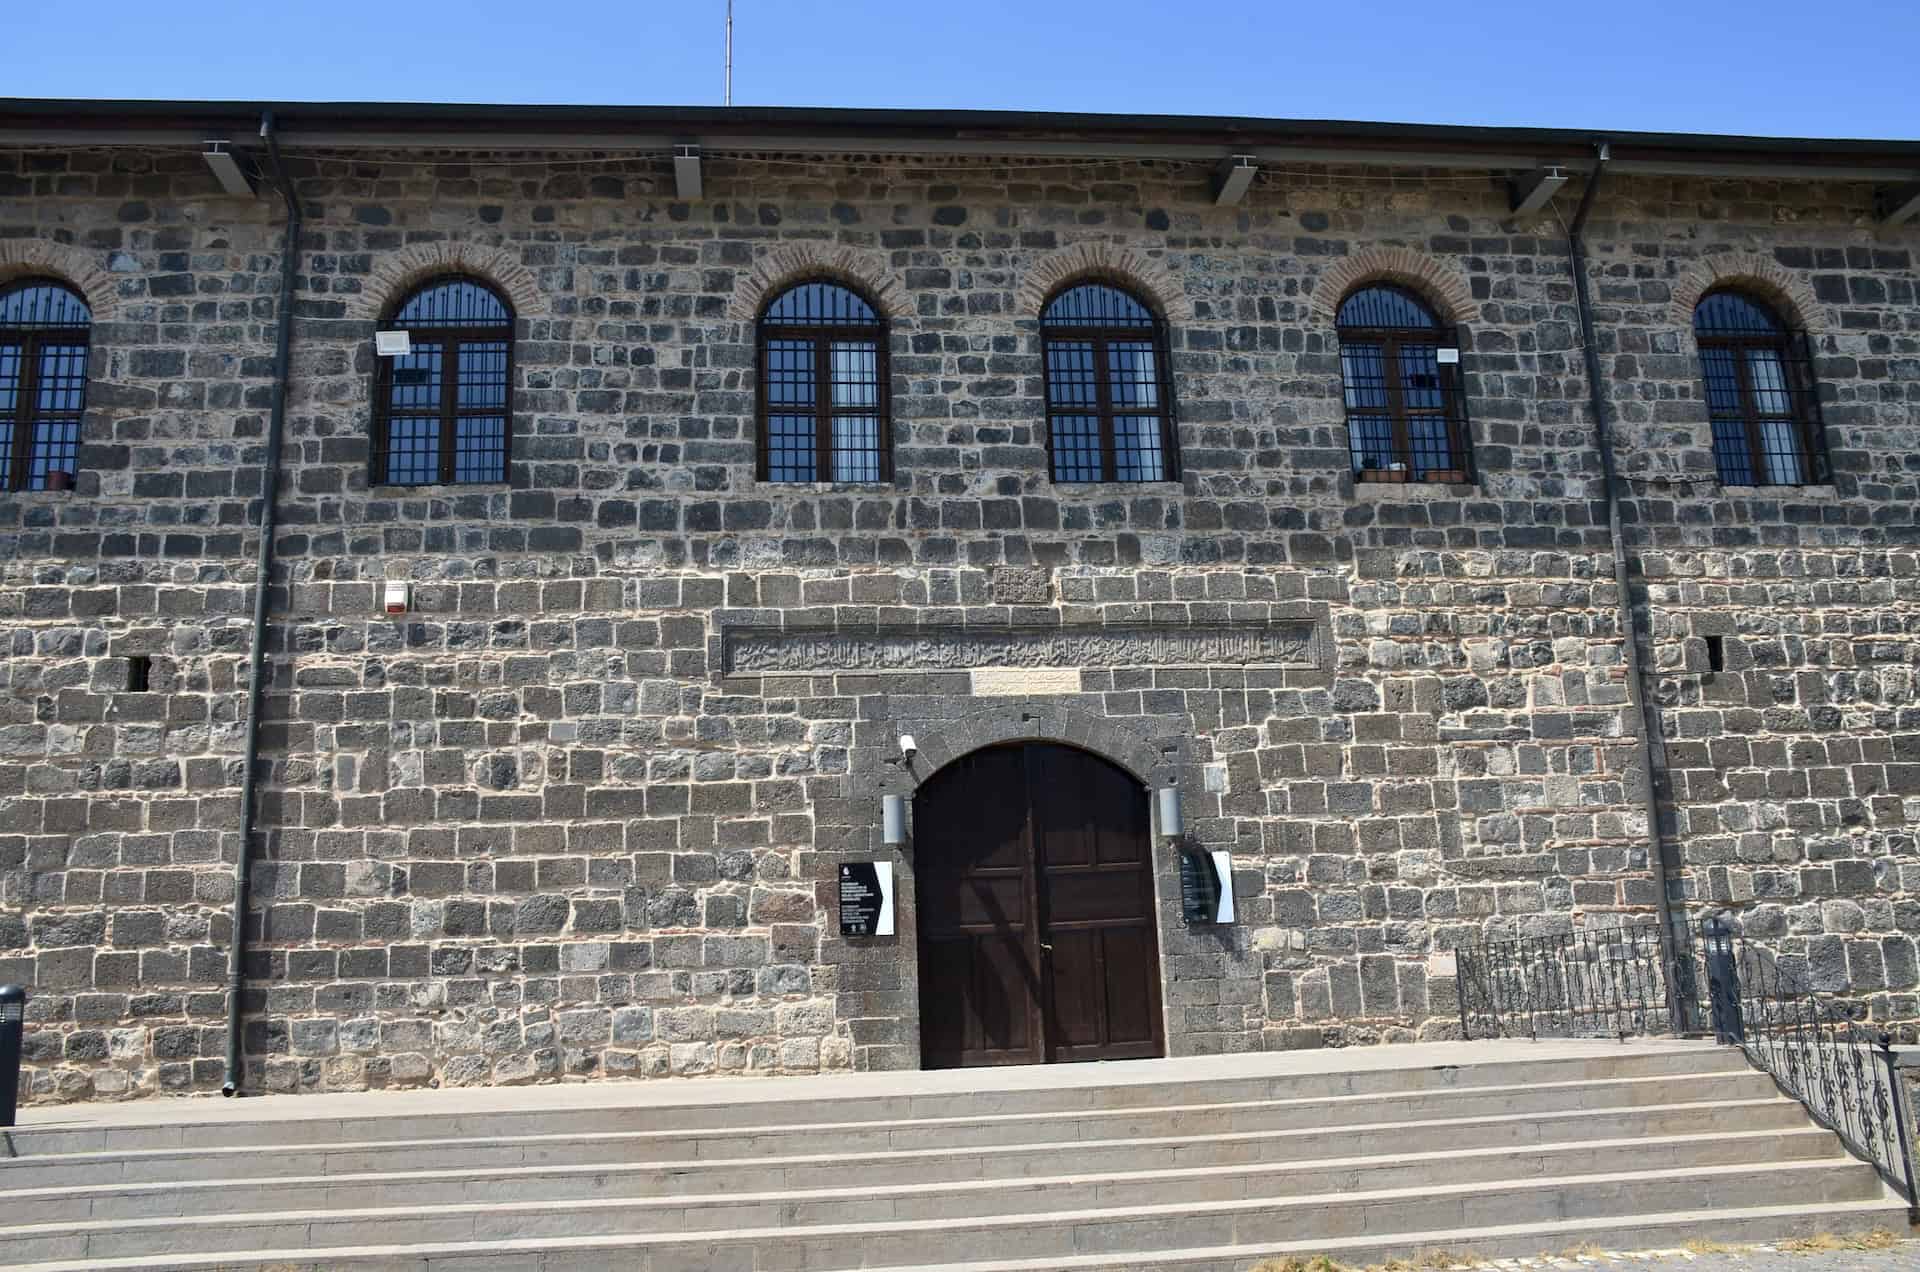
[1693,290,1827,486]
[1040,282,1177,482]
[372,276,513,485]
[0,278,91,491]
[1336,284,1470,483]
[757,280,890,482]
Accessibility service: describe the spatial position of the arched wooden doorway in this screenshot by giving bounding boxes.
[915,742,1165,1068]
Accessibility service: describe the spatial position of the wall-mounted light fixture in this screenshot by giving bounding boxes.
[674,145,703,200]
[882,794,907,847]
[1211,154,1258,206]
[201,140,257,198]
[1156,786,1183,839]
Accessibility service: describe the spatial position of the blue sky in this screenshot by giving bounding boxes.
[11,0,1919,139]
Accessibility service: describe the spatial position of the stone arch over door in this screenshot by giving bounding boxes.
[873,700,1179,799]
[834,696,1262,1073]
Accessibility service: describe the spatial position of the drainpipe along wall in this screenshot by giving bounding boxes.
[222,112,300,1095]
[1563,145,1688,1025]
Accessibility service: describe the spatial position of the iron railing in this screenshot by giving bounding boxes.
[1457,918,1685,1041]
[1454,915,1920,1219]
[1701,922,1920,1217]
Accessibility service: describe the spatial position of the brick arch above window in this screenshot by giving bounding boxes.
[354,241,544,321]
[1015,242,1191,323]
[728,244,905,322]
[1310,247,1474,326]
[0,239,117,319]
[1670,253,1828,333]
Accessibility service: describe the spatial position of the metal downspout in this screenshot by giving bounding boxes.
[1564,144,1688,1030]
[222,112,299,1095]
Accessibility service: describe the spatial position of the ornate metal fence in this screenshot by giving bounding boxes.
[1700,921,1920,1217]
[1454,915,1920,1218]
[1457,918,1684,1041]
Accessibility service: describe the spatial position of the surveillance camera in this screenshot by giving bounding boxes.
[898,734,917,758]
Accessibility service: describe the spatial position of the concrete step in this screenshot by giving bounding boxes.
[3,1042,1898,1271]
[15,1129,1843,1229]
[3,1127,1846,1232]
[2,1043,1747,1157]
[0,1070,1781,1189]
[0,1162,1898,1270]
[829,1201,1913,1272]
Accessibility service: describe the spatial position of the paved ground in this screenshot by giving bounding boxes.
[1478,1240,1920,1271]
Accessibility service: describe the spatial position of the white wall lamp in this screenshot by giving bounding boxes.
[882,794,908,847]
[1156,786,1183,839]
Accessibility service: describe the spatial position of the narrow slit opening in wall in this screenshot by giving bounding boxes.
[1705,636,1725,674]
[127,655,152,693]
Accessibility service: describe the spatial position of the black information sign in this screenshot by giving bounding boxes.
[839,862,886,937]
[1179,850,1220,925]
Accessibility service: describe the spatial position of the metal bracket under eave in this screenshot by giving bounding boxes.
[674,145,703,200]
[1509,166,1568,216]
[202,140,257,198]
[1877,183,1920,226]
[1211,154,1257,206]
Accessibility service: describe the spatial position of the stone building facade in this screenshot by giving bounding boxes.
[1,103,1917,1101]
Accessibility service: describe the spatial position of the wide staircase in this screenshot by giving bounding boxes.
[0,1039,1907,1271]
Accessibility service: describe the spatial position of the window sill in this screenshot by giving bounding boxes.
[1049,480,1184,489]
[752,480,900,491]
[1716,483,1838,497]
[1351,475,1475,499]
[369,481,511,491]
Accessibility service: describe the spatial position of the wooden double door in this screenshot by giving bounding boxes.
[915,742,1166,1068]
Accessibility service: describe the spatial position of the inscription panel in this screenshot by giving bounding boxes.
[723,623,1322,675]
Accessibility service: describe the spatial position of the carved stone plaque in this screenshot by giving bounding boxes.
[722,623,1322,675]
[990,566,1053,605]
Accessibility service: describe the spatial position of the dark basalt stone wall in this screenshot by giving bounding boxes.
[1,146,1915,1100]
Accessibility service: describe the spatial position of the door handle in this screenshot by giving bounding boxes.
[1040,942,1054,953]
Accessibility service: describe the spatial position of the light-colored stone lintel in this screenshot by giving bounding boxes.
[971,667,1083,696]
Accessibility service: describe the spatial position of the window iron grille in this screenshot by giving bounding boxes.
[1040,282,1178,483]
[370,276,513,486]
[1337,285,1472,484]
[1693,290,1830,487]
[0,279,92,492]
[756,280,891,483]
